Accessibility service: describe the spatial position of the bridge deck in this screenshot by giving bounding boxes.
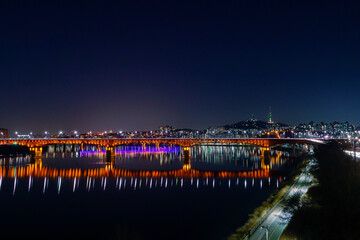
[0,138,325,148]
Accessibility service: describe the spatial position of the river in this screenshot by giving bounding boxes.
[0,145,292,240]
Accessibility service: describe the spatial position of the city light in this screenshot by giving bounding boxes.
[0,2,358,239]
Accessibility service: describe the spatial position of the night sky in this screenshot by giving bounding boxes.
[1,1,360,134]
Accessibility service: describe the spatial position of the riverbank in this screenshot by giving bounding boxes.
[344,150,360,159]
[280,142,360,239]
[228,153,311,240]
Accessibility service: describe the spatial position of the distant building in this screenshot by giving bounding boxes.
[0,128,8,138]
[159,125,174,134]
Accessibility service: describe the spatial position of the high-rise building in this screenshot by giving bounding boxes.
[0,128,8,138]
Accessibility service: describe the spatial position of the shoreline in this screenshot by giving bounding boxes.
[228,154,311,240]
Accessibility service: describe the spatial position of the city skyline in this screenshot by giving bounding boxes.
[6,117,359,139]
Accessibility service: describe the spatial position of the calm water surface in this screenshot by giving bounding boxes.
[0,145,292,240]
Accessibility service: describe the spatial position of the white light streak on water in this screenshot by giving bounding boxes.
[13,177,17,195]
[57,177,62,194]
[73,178,76,192]
[28,175,32,192]
[88,178,92,191]
[43,177,47,194]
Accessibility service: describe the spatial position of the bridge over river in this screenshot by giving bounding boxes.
[0,138,325,160]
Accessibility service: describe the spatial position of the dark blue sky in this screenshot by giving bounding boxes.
[1,0,359,133]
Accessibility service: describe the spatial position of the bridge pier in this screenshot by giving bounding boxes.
[142,143,146,148]
[260,148,270,170]
[106,146,115,163]
[30,157,42,167]
[183,147,191,165]
[291,144,296,157]
[105,159,115,169]
[30,147,43,160]
[182,147,191,170]
[81,143,84,151]
[155,143,160,148]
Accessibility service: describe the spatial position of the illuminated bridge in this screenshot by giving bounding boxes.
[0,137,324,159]
[0,137,312,181]
[0,137,324,148]
[0,138,324,162]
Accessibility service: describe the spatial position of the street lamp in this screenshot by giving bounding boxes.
[353,137,357,160]
[261,226,269,240]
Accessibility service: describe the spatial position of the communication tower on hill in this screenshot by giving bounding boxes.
[268,106,273,124]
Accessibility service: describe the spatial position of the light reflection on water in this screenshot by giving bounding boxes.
[5,175,282,195]
[0,145,291,240]
[40,145,289,170]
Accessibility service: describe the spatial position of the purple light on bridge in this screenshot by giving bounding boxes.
[79,147,180,157]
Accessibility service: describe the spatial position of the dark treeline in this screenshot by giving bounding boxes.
[283,142,360,239]
[0,145,29,156]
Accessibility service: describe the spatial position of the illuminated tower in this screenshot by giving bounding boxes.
[268,106,273,123]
